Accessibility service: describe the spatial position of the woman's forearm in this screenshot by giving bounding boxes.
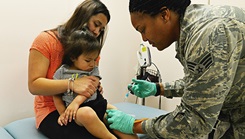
[28,78,68,96]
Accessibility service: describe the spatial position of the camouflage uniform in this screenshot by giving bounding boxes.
[142,4,245,139]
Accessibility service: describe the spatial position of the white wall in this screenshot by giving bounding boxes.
[0,0,71,126]
[99,0,140,104]
[1,0,244,127]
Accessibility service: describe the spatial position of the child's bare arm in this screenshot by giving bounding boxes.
[65,95,87,122]
[53,95,66,115]
[53,95,69,126]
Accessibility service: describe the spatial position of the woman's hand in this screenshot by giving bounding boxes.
[73,76,99,98]
[98,82,104,94]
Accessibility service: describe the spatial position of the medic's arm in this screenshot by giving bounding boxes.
[162,79,185,98]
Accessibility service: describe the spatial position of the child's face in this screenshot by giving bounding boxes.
[72,51,99,71]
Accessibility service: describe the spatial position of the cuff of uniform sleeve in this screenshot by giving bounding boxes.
[142,118,160,138]
[162,90,173,98]
[162,82,173,98]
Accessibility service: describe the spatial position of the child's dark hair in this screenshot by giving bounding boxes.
[129,0,191,17]
[62,28,101,66]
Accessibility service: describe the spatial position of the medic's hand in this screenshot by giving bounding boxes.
[106,109,135,134]
[128,78,157,98]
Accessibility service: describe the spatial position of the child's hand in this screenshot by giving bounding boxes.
[65,101,80,122]
[58,113,68,126]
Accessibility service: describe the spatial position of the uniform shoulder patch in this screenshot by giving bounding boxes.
[187,53,213,75]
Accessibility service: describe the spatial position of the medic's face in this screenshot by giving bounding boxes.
[130,12,178,51]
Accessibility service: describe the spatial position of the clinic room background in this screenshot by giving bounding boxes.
[0,0,243,126]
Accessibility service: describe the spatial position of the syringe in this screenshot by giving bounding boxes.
[124,83,135,102]
[124,91,130,102]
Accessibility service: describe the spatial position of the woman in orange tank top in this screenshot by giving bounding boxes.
[28,0,111,138]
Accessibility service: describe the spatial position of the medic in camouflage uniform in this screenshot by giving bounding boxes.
[106,0,245,139]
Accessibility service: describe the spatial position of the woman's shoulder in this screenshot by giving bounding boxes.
[31,30,62,51]
[37,30,59,42]
[30,30,63,61]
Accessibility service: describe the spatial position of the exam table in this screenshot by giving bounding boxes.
[1,102,168,139]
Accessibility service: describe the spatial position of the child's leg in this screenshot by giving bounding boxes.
[107,103,117,109]
[112,130,139,139]
[105,104,139,139]
[75,106,117,139]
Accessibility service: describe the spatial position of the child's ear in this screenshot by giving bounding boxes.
[70,57,76,62]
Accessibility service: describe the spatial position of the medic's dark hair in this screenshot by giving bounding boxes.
[129,0,191,16]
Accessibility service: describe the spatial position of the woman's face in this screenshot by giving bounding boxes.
[87,13,108,37]
[130,12,178,51]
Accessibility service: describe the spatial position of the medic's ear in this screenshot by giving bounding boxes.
[160,7,169,22]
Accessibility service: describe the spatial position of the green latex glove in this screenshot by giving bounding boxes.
[128,78,157,98]
[106,109,135,134]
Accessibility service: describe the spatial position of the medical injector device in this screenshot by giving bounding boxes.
[125,43,162,109]
[124,43,152,101]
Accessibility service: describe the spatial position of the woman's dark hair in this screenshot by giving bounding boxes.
[129,0,191,17]
[62,28,101,66]
[54,0,110,48]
